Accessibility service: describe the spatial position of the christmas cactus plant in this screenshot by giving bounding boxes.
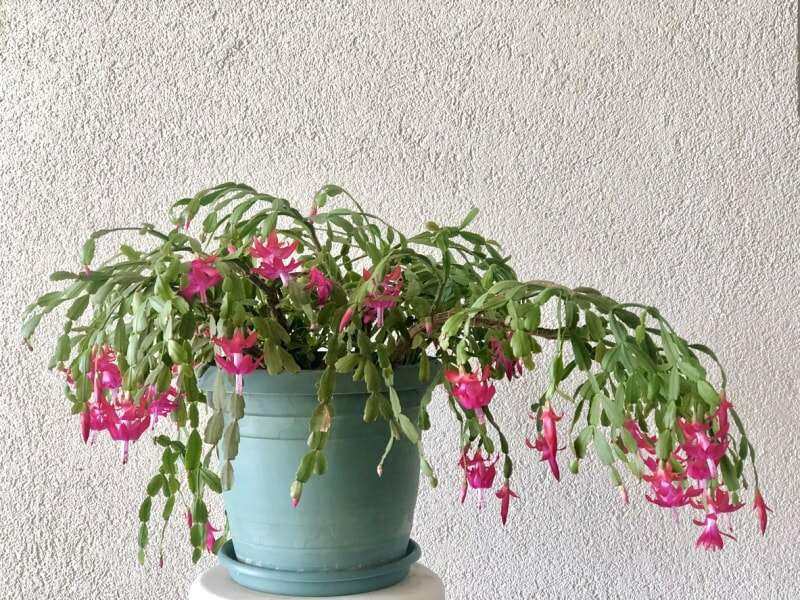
[22,182,770,564]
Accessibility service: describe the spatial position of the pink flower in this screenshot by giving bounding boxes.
[458,449,498,508]
[540,407,560,459]
[186,511,220,553]
[181,256,222,304]
[642,458,702,509]
[81,400,112,443]
[715,393,733,439]
[363,266,403,328]
[753,490,772,535]
[95,395,152,464]
[306,267,334,305]
[623,419,655,454]
[445,367,496,423]
[491,338,522,380]
[213,328,258,356]
[82,346,124,443]
[694,511,735,551]
[526,407,562,481]
[705,488,744,515]
[212,329,261,395]
[144,385,179,428]
[205,521,220,553]
[678,420,728,483]
[527,436,560,482]
[89,345,122,403]
[339,306,354,332]
[253,256,302,285]
[249,231,298,261]
[250,233,302,285]
[495,483,519,525]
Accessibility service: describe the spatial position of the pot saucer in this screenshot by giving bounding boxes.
[217,539,422,597]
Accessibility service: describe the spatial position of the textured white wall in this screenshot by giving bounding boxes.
[2,1,798,599]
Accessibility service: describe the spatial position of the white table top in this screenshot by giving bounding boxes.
[189,564,445,599]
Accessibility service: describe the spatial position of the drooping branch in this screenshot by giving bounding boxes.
[406,308,561,341]
[394,308,562,361]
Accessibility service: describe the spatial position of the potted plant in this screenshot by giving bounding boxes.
[23,183,770,596]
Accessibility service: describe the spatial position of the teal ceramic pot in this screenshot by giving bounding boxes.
[198,364,430,579]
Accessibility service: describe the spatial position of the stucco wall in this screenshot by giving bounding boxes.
[2,1,798,599]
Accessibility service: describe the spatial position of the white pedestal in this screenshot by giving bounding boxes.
[189,564,445,599]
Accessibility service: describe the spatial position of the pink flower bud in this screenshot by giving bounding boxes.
[339,306,354,332]
[753,490,772,535]
[291,480,303,508]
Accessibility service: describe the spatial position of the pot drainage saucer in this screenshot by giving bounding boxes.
[217,539,422,597]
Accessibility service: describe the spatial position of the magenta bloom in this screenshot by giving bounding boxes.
[540,407,560,459]
[527,436,560,482]
[458,449,498,508]
[81,401,111,444]
[700,488,744,517]
[89,345,122,402]
[213,328,258,357]
[249,231,298,262]
[250,232,301,285]
[753,490,772,535]
[205,521,220,553]
[445,367,496,422]
[679,420,728,482]
[526,407,562,481]
[642,458,702,509]
[253,255,302,286]
[94,395,152,464]
[82,346,123,443]
[306,267,334,305]
[715,394,733,439]
[145,385,179,428]
[491,338,522,380]
[213,329,262,395]
[623,419,655,454]
[181,256,222,304]
[495,483,519,525]
[694,511,735,551]
[363,266,403,327]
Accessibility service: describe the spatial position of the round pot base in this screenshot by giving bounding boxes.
[217,539,422,597]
